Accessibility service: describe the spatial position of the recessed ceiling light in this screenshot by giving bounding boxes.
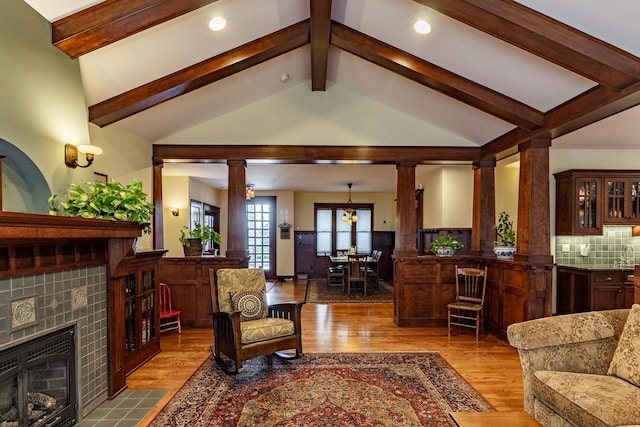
[209,16,226,31]
[414,20,431,35]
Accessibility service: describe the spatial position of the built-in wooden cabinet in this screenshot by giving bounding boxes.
[603,176,640,224]
[393,256,552,339]
[157,256,247,328]
[555,170,640,235]
[123,252,166,376]
[554,170,602,235]
[556,266,635,314]
[393,256,476,326]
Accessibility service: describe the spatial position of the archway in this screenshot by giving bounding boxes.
[0,138,51,213]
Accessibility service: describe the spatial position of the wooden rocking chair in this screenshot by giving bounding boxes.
[209,268,305,373]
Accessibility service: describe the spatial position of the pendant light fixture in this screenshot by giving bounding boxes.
[246,184,255,200]
[341,183,358,225]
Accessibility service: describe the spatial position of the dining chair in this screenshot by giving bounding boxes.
[324,254,344,290]
[367,250,381,290]
[447,265,488,341]
[346,254,369,296]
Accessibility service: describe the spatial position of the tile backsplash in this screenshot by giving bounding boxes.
[555,226,640,268]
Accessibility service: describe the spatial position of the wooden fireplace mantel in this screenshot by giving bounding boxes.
[0,211,148,398]
[0,211,144,280]
[0,211,144,240]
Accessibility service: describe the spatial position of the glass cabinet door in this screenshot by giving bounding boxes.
[605,179,625,221]
[604,177,640,223]
[124,270,157,355]
[576,179,599,232]
[630,180,640,220]
[125,273,137,354]
[140,269,157,345]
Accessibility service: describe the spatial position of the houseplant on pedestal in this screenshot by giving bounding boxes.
[48,179,154,236]
[494,211,516,259]
[179,223,222,257]
[430,234,464,257]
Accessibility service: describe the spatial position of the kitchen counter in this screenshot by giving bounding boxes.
[556,265,635,314]
[555,263,634,272]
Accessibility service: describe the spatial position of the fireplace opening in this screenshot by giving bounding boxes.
[0,327,77,427]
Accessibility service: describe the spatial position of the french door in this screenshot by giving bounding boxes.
[246,196,276,280]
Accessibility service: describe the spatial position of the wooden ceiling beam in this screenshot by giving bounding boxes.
[310,0,332,91]
[152,144,481,164]
[415,0,640,90]
[89,20,310,127]
[331,22,543,131]
[53,0,220,58]
[481,81,640,158]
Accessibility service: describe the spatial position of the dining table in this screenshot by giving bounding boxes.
[329,255,378,265]
[329,255,380,294]
[329,255,376,265]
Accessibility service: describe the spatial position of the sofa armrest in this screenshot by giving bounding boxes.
[507,310,628,374]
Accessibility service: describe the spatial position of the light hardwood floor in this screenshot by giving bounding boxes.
[128,279,525,426]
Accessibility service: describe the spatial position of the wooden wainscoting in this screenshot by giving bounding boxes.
[157,256,247,328]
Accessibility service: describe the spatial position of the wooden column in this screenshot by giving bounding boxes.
[152,161,164,250]
[226,160,249,259]
[516,137,554,320]
[472,158,496,257]
[394,162,418,256]
[516,137,553,264]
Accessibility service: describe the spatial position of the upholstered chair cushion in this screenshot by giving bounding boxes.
[216,268,267,313]
[607,304,640,387]
[240,317,295,345]
[230,289,267,322]
[532,370,640,427]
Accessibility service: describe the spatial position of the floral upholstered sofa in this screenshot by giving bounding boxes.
[507,305,640,427]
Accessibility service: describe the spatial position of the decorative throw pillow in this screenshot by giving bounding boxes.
[230,290,268,322]
[607,304,640,387]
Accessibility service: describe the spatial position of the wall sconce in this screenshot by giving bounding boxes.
[64,144,103,168]
[169,208,179,217]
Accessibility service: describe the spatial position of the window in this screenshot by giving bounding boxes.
[315,203,373,255]
[316,209,333,255]
[247,196,276,275]
[189,200,220,252]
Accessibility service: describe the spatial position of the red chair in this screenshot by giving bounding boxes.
[159,283,181,334]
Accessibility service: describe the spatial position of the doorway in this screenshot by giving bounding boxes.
[246,196,276,280]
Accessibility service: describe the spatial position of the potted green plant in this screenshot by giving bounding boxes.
[48,179,154,235]
[179,222,222,256]
[494,211,516,259]
[429,234,464,257]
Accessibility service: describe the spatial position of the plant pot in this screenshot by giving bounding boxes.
[183,238,203,257]
[494,246,516,260]
[436,247,455,257]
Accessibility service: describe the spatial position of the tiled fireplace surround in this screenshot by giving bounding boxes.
[0,265,109,419]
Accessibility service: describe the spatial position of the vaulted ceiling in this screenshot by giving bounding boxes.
[23,0,640,191]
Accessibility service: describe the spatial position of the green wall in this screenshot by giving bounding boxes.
[0,0,95,212]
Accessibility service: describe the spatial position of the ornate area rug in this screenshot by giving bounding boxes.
[305,279,394,303]
[150,352,493,426]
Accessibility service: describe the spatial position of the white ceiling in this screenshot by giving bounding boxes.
[22,0,640,192]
